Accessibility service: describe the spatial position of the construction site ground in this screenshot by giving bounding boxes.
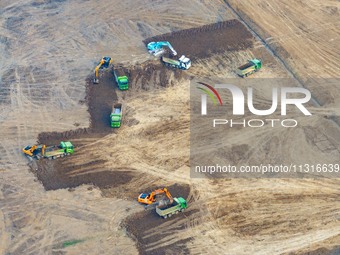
[0,0,339,255]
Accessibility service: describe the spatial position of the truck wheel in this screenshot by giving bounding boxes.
[52,156,55,160]
[169,213,172,217]
[175,211,179,214]
[164,215,167,219]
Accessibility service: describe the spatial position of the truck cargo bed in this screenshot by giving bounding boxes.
[114,68,125,77]
[238,62,254,70]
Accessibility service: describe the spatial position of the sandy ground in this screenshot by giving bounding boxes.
[0,0,339,255]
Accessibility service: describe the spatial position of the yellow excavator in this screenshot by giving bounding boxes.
[93,56,112,84]
[138,187,174,205]
[22,144,45,158]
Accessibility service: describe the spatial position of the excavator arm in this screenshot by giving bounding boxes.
[93,57,112,84]
[147,41,177,56]
[22,144,45,158]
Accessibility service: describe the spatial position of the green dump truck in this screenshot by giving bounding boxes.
[113,66,129,90]
[23,141,74,160]
[236,59,262,77]
[156,197,187,219]
[110,103,122,128]
[43,141,74,159]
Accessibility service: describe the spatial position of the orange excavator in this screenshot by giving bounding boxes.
[138,188,174,205]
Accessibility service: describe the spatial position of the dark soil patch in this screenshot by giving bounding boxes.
[144,19,254,61]
[31,159,133,191]
[38,71,118,146]
[122,183,193,255]
[296,246,340,255]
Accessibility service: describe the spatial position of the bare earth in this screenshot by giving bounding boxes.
[0,0,339,255]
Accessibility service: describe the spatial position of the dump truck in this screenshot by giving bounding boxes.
[156,197,187,219]
[110,103,122,128]
[23,141,74,160]
[236,59,262,77]
[113,66,129,90]
[42,141,74,159]
[161,55,191,70]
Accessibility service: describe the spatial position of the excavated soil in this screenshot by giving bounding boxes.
[28,21,256,254]
[144,19,254,61]
[33,60,186,191]
[32,19,255,192]
[122,184,192,255]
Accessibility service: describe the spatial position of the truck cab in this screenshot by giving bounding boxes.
[111,114,121,128]
[116,76,129,90]
[179,55,191,69]
[113,67,129,90]
[59,141,74,154]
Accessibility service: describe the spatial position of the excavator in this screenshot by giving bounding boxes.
[147,41,177,56]
[22,144,44,158]
[138,187,174,205]
[93,56,112,84]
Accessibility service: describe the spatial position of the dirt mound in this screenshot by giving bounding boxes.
[122,183,192,255]
[144,19,254,60]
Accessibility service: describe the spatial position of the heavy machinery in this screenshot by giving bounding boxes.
[236,58,262,77]
[23,141,74,160]
[138,187,174,205]
[161,55,191,70]
[93,56,112,84]
[156,197,187,219]
[113,66,129,90]
[110,103,122,128]
[22,144,44,158]
[147,41,177,56]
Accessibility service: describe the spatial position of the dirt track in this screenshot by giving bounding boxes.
[1,0,339,255]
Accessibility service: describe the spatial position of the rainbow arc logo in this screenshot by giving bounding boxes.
[197,82,223,106]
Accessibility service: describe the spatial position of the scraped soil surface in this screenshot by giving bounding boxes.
[33,61,185,191]
[32,19,255,192]
[144,19,254,60]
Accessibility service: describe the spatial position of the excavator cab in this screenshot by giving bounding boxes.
[138,188,174,205]
[101,56,111,68]
[93,56,112,84]
[22,144,44,158]
[138,193,154,205]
